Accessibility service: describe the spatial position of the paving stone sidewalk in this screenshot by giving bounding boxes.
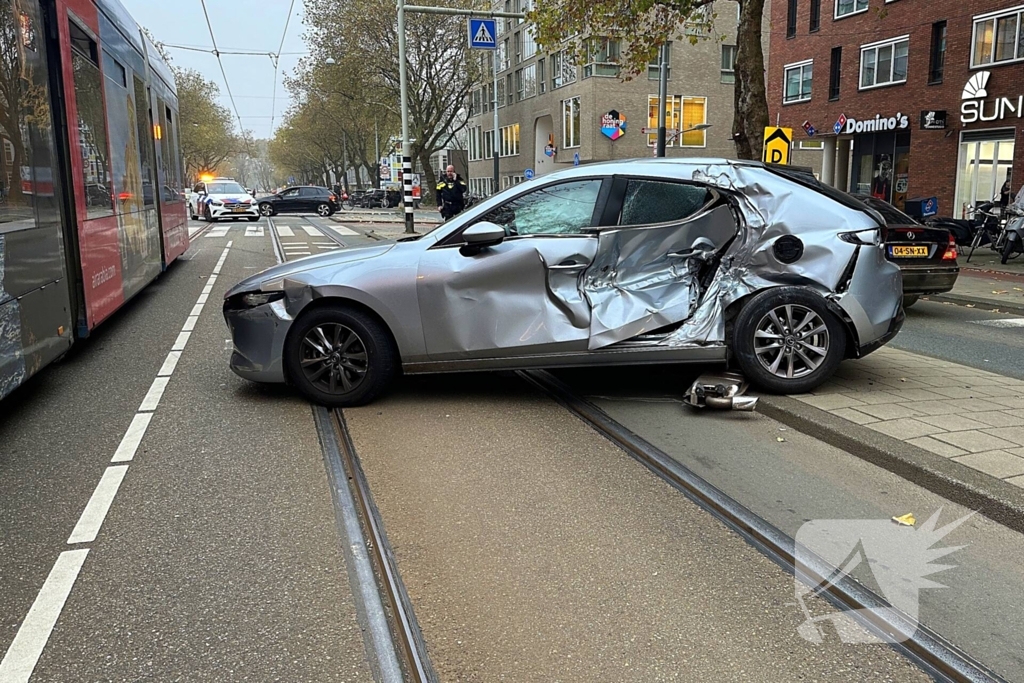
[933,267,1024,312]
[793,347,1024,486]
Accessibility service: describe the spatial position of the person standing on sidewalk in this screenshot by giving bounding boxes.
[1000,170,1013,207]
[436,165,467,222]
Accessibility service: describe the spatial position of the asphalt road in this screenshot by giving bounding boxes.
[891,300,1024,379]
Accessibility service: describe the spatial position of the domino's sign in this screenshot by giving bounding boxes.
[468,19,497,49]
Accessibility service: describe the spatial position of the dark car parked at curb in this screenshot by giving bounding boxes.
[258,186,338,217]
[850,195,959,308]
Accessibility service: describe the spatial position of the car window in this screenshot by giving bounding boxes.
[300,187,319,197]
[206,182,245,194]
[619,180,711,225]
[282,188,300,197]
[479,179,602,236]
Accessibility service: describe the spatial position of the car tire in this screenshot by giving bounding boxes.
[259,203,275,217]
[204,205,217,222]
[284,304,398,407]
[902,295,920,308]
[316,203,331,217]
[732,287,847,395]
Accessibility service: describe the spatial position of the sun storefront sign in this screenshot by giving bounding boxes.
[960,70,1024,124]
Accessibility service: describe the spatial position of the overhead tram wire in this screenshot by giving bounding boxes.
[198,0,255,154]
[269,0,298,135]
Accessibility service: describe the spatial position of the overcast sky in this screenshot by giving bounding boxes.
[120,0,310,140]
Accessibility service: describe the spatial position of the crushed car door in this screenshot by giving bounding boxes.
[417,179,606,360]
[584,178,739,349]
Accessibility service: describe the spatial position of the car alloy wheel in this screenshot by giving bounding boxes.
[316,203,331,217]
[753,304,829,380]
[259,203,274,216]
[299,323,368,394]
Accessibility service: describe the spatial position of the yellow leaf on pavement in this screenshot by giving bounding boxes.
[892,513,916,527]
[776,437,786,442]
[993,290,1008,295]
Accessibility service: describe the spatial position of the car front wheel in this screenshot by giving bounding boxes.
[284,305,398,407]
[259,203,275,216]
[732,288,846,395]
[902,295,920,308]
[204,205,217,222]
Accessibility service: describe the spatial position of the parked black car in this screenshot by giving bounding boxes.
[257,186,338,217]
[851,195,959,307]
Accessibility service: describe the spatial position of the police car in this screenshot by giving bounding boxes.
[188,177,259,222]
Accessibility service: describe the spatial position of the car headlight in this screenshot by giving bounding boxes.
[212,200,224,206]
[241,291,285,307]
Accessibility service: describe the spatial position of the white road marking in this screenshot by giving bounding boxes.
[206,228,230,238]
[196,292,210,304]
[111,413,153,463]
[282,244,308,250]
[171,331,191,351]
[157,350,182,377]
[182,315,199,331]
[244,225,265,237]
[276,225,295,237]
[312,241,338,245]
[301,225,322,236]
[201,285,213,295]
[67,466,130,544]
[972,318,1024,328]
[318,245,339,250]
[139,377,170,412]
[286,252,311,257]
[190,303,204,317]
[0,549,90,682]
[331,225,358,236]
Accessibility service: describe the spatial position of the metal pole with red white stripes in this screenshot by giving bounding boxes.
[402,154,414,233]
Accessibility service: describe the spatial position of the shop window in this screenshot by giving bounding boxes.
[835,0,867,19]
[956,133,1015,217]
[810,0,821,31]
[646,96,706,147]
[929,21,946,84]
[787,0,797,38]
[860,36,909,89]
[970,8,1024,68]
[783,60,812,103]
[721,45,736,84]
[799,140,824,150]
[828,47,842,100]
[562,96,581,148]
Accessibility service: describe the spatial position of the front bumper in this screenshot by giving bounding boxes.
[224,301,291,383]
[209,204,259,218]
[899,264,959,295]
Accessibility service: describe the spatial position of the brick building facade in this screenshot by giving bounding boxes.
[768,0,1024,217]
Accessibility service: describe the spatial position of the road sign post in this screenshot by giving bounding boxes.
[468,18,498,199]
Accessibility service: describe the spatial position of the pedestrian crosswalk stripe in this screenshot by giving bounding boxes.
[206,227,230,238]
[276,225,295,237]
[972,318,1024,328]
[331,225,358,236]
[301,225,322,236]
[244,225,265,237]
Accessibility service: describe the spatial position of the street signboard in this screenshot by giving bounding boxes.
[762,126,793,165]
[802,120,816,137]
[468,18,497,49]
[833,113,847,135]
[573,152,580,166]
[524,168,534,180]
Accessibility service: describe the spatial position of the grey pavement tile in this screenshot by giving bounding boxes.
[868,418,948,440]
[1006,475,1024,489]
[967,411,1023,428]
[927,386,995,399]
[916,414,988,432]
[796,394,867,411]
[874,378,936,391]
[916,376,998,388]
[952,451,1024,479]
[909,401,967,416]
[907,436,969,457]
[978,386,1024,398]
[991,397,1024,409]
[839,379,891,392]
[980,427,1024,447]
[830,407,880,425]
[877,388,955,402]
[932,430,1019,454]
[945,398,1009,413]
[853,403,923,420]
[837,391,906,405]
[1004,409,1024,420]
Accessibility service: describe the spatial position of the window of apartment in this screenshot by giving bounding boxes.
[523,63,537,98]
[484,129,494,159]
[810,0,821,31]
[584,37,621,77]
[500,38,510,70]
[500,123,520,156]
[497,78,506,107]
[4,140,14,164]
[551,50,576,89]
[514,31,523,65]
[522,26,536,60]
[721,44,736,83]
[562,96,581,148]
[507,73,514,103]
[646,96,707,147]
[470,177,494,196]
[503,174,526,189]
[468,127,481,161]
[971,7,1024,67]
[860,36,909,89]
[828,47,841,99]
[783,60,812,103]
[683,6,711,37]
[648,42,670,80]
[929,21,947,83]
[835,0,868,19]
[537,58,546,93]
[515,68,525,101]
[787,0,797,38]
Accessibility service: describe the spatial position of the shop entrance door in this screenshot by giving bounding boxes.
[955,130,1014,217]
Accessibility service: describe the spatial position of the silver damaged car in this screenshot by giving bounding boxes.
[223,159,904,406]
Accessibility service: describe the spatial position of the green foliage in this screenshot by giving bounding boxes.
[174,67,239,182]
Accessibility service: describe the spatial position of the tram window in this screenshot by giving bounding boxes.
[134,76,156,206]
[102,51,127,89]
[69,20,114,219]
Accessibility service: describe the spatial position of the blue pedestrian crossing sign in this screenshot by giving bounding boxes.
[524,169,534,180]
[468,19,497,49]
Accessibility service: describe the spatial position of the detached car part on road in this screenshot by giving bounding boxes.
[224,159,904,407]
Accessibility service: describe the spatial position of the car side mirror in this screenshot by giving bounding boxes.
[460,221,505,256]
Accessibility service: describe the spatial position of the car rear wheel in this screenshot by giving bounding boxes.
[259,202,275,216]
[902,295,920,308]
[284,305,398,407]
[732,288,846,394]
[316,203,331,217]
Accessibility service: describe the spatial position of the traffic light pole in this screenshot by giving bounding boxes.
[397,1,524,232]
[656,44,669,158]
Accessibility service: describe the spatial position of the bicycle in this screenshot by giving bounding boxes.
[965,202,1006,262]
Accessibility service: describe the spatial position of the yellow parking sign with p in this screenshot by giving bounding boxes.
[762,127,793,165]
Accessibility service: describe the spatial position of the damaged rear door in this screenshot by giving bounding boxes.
[584,178,739,349]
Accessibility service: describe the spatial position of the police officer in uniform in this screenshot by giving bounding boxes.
[436,165,468,221]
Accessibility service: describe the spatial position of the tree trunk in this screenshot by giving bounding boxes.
[733,0,770,161]
[418,151,438,207]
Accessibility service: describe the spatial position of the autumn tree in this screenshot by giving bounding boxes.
[174,67,239,184]
[530,0,768,160]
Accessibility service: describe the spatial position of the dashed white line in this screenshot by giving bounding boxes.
[190,303,204,317]
[301,225,322,236]
[196,292,210,304]
[276,225,295,237]
[138,377,170,412]
[67,466,130,544]
[157,350,182,377]
[182,315,199,332]
[110,413,153,463]
[171,331,191,351]
[0,549,90,682]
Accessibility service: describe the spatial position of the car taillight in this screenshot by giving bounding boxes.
[942,232,958,260]
[328,194,336,201]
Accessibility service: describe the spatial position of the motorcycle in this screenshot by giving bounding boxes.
[929,199,1003,262]
[1000,186,1024,264]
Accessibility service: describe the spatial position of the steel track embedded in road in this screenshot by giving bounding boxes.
[517,369,1007,683]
